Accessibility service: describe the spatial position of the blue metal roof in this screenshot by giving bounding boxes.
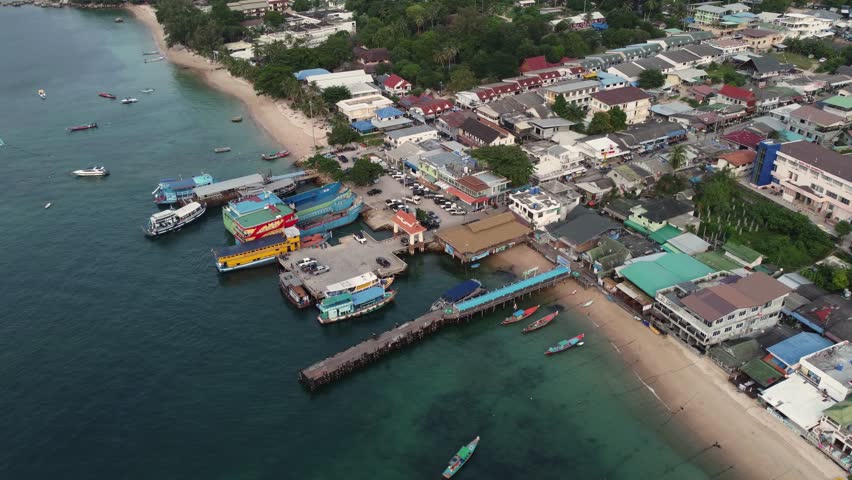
[351,120,375,133]
[455,266,569,312]
[767,332,832,367]
[375,107,403,119]
[294,68,330,81]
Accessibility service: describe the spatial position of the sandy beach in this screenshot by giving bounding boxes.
[128,5,326,160]
[488,245,844,480]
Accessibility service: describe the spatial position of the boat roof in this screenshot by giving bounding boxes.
[320,291,353,307]
[442,279,482,302]
[232,206,290,229]
[352,286,385,305]
[212,233,291,258]
[228,191,286,216]
[295,187,348,212]
[194,174,264,199]
[175,202,202,217]
[150,209,176,221]
[278,272,304,287]
[283,181,341,207]
[325,272,378,294]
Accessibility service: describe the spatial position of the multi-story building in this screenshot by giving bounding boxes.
[716,84,756,113]
[257,10,356,47]
[706,38,749,57]
[656,49,702,70]
[385,125,439,147]
[800,342,852,402]
[523,142,586,182]
[822,96,852,122]
[775,13,834,38]
[227,0,279,17]
[653,271,791,350]
[739,28,785,53]
[588,86,652,125]
[508,188,564,228]
[541,79,600,106]
[335,94,394,122]
[787,105,846,146]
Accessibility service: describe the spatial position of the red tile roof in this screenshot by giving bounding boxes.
[383,74,411,90]
[393,210,426,235]
[519,56,575,73]
[512,77,542,88]
[721,130,765,149]
[591,86,651,106]
[718,150,756,167]
[719,85,755,102]
[537,70,563,80]
[457,175,490,192]
[691,85,716,96]
[414,98,454,115]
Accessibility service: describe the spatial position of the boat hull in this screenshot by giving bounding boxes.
[298,202,363,237]
[522,311,558,333]
[442,437,479,479]
[501,305,540,325]
[213,235,301,273]
[317,291,396,324]
[144,204,206,237]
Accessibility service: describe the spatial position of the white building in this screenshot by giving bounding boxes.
[775,13,834,38]
[800,342,852,402]
[302,69,377,96]
[523,142,586,182]
[508,188,563,228]
[653,271,791,350]
[258,10,356,47]
[335,94,394,122]
[576,135,629,164]
[385,125,439,147]
[541,79,600,106]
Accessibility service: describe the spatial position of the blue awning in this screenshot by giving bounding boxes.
[404,160,418,172]
[667,130,687,137]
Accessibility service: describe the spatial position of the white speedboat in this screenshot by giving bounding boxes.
[121,97,138,104]
[72,166,109,177]
[38,89,46,99]
[141,89,155,94]
[144,202,206,237]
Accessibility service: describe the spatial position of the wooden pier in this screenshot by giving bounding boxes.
[298,266,572,391]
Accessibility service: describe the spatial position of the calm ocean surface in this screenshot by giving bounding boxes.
[0,7,723,479]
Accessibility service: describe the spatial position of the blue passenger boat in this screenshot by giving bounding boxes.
[297,201,363,237]
[152,174,215,205]
[431,279,483,311]
[316,285,396,324]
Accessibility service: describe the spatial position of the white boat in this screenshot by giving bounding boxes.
[38,89,46,99]
[72,166,109,177]
[144,202,206,237]
[121,97,138,104]
[44,202,52,209]
[581,300,594,308]
[141,88,155,94]
[213,147,231,153]
[144,56,165,63]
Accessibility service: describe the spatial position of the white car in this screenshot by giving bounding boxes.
[353,232,366,244]
[297,257,317,267]
[313,265,330,275]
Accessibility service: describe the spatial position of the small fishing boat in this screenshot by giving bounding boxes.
[214,147,232,153]
[38,89,46,99]
[98,92,117,99]
[231,116,243,123]
[144,56,165,63]
[121,97,138,104]
[67,123,98,132]
[114,17,123,23]
[522,310,559,333]
[470,263,480,269]
[72,166,109,177]
[261,150,290,161]
[570,289,577,295]
[44,202,52,209]
[501,305,540,325]
[545,334,585,356]
[143,51,160,56]
[581,300,594,308]
[141,88,155,94]
[442,436,479,479]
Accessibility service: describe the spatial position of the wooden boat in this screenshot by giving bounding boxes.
[581,300,594,308]
[301,232,329,249]
[231,116,243,123]
[501,305,540,325]
[98,92,116,99]
[522,310,558,333]
[545,334,585,356]
[214,147,231,153]
[67,123,98,132]
[114,17,123,23]
[143,51,160,56]
[442,436,479,479]
[261,150,290,161]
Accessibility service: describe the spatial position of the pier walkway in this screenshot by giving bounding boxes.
[298,266,572,390]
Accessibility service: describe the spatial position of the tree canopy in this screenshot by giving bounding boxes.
[637,69,665,89]
[328,123,360,145]
[304,154,344,180]
[322,86,351,108]
[470,146,534,187]
[347,158,384,186]
[587,111,614,135]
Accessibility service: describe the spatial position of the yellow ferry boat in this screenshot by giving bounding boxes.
[213,227,300,273]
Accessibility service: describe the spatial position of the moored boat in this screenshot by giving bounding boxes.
[501,305,540,325]
[38,89,46,99]
[141,88,155,94]
[316,286,396,324]
[121,97,138,104]
[143,51,160,56]
[545,334,585,356]
[114,17,123,22]
[98,92,116,99]
[214,147,231,153]
[213,227,301,273]
[72,166,109,177]
[67,122,98,132]
[300,232,329,249]
[44,202,51,209]
[279,271,313,308]
[522,310,559,333]
[297,200,363,237]
[431,279,484,311]
[231,116,243,123]
[581,299,594,307]
[442,436,480,479]
[152,173,216,205]
[144,56,165,63]
[324,272,382,298]
[222,191,298,243]
[144,201,206,237]
[261,150,290,161]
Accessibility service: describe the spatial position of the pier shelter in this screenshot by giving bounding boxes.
[392,210,426,253]
[435,212,531,263]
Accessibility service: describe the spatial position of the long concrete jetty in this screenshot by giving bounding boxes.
[298,266,572,391]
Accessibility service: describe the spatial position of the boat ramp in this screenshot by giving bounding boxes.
[298,265,572,391]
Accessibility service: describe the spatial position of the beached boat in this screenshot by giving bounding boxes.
[214,147,231,153]
[649,325,662,335]
[98,92,116,99]
[222,191,297,243]
[522,310,559,333]
[279,271,313,308]
[213,227,301,273]
[141,88,155,94]
[72,166,109,177]
[152,173,216,205]
[38,89,46,99]
[144,202,206,237]
[231,116,243,123]
[431,279,483,311]
[261,150,289,161]
[316,286,396,324]
[297,201,363,237]
[545,334,585,356]
[442,436,479,479]
[121,97,138,104]
[67,123,98,132]
[501,305,540,325]
[581,300,594,307]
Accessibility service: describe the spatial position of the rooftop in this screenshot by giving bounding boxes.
[436,212,532,255]
[721,130,764,149]
[681,272,791,321]
[760,376,836,431]
[592,86,652,106]
[666,232,710,255]
[740,358,784,388]
[636,198,693,223]
[802,342,852,389]
[620,253,715,297]
[545,79,600,94]
[658,49,700,65]
[387,125,437,140]
[547,207,621,246]
[767,332,834,367]
[825,400,852,428]
[779,141,852,183]
[510,188,560,212]
[789,105,845,127]
[717,149,756,167]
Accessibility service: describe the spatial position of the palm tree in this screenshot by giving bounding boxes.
[668,144,687,171]
[565,103,586,122]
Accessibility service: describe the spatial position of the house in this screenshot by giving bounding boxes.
[689,85,716,103]
[385,125,439,147]
[715,150,756,176]
[666,68,708,87]
[527,118,575,140]
[352,46,390,72]
[545,207,622,258]
[760,375,837,434]
[709,338,763,373]
[607,63,647,84]
[540,79,600,106]
[226,0,273,17]
[595,71,630,90]
[741,55,789,81]
[813,399,852,465]
[752,86,800,114]
[706,38,749,57]
[336,94,394,122]
[800,342,852,401]
[654,271,792,350]
[575,135,630,164]
[617,252,716,300]
[614,121,688,154]
[822,96,852,122]
[787,105,846,146]
[656,49,702,70]
[523,142,586,181]
[739,28,785,53]
[457,118,515,147]
[607,43,663,62]
[721,241,763,268]
[436,110,477,140]
[721,130,765,150]
[647,33,713,52]
[716,84,756,113]
[509,188,565,228]
[409,98,454,121]
[765,332,834,374]
[371,107,413,131]
[627,198,695,232]
[381,74,412,96]
[587,87,652,125]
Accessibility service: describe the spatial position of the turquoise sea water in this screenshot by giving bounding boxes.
[0,8,728,479]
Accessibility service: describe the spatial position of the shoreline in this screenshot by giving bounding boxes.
[487,245,844,480]
[128,4,327,161]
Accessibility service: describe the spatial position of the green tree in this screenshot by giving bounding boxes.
[609,106,627,131]
[470,145,534,186]
[328,123,360,145]
[304,154,343,180]
[347,158,384,186]
[586,112,614,135]
[836,220,852,237]
[263,10,284,27]
[447,65,477,92]
[564,103,585,122]
[292,0,310,11]
[553,95,569,119]
[254,65,299,98]
[654,174,687,196]
[668,144,687,171]
[322,86,351,108]
[637,69,665,89]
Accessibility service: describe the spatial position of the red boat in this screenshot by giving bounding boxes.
[301,232,329,249]
[501,305,540,325]
[261,150,290,161]
[522,310,559,333]
[67,123,98,132]
[98,92,117,99]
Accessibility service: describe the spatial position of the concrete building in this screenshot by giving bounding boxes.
[740,28,785,53]
[775,12,834,38]
[800,341,852,401]
[588,87,652,125]
[385,125,439,147]
[457,118,515,147]
[541,79,600,106]
[509,188,564,228]
[258,10,356,47]
[435,212,531,263]
[302,69,376,95]
[706,38,749,57]
[227,0,277,17]
[715,150,756,177]
[653,272,792,350]
[787,105,846,146]
[523,142,586,182]
[822,96,852,122]
[656,49,702,70]
[381,74,412,96]
[336,94,394,122]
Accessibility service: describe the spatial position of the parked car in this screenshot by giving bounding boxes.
[401,236,410,246]
[385,198,401,206]
[376,257,391,268]
[353,232,366,244]
[367,188,382,196]
[338,155,349,163]
[297,257,317,267]
[313,265,330,275]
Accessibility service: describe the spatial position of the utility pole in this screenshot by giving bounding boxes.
[309,100,317,150]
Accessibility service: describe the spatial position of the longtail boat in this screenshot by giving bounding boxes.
[261,150,290,161]
[442,436,479,478]
[545,334,585,356]
[98,92,116,99]
[501,305,540,325]
[67,123,98,132]
[522,310,559,333]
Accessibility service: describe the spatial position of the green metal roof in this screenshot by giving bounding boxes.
[620,253,715,297]
[825,400,852,428]
[709,339,762,369]
[624,219,650,234]
[823,96,852,110]
[649,225,682,245]
[739,359,783,388]
[723,242,763,263]
[694,251,739,271]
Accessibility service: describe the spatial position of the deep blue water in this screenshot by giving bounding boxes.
[0,7,723,479]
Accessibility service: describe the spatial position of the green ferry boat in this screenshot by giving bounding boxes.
[316,286,396,324]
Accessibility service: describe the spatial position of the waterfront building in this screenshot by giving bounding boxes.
[508,188,564,228]
[765,332,834,375]
[435,212,531,263]
[760,374,837,435]
[544,206,621,259]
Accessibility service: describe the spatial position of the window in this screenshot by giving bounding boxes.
[843,197,850,206]
[751,307,759,312]
[739,311,746,317]
[736,322,744,328]
[727,314,735,320]
[724,326,733,332]
[713,331,720,336]
[827,191,838,200]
